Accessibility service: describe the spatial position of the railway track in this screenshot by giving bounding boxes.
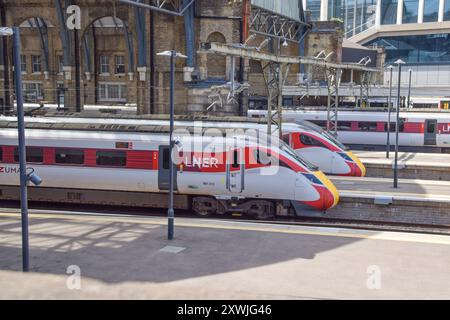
[1,200,449,236]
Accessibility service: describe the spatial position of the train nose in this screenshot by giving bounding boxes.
[347,151,366,177]
[314,171,340,210]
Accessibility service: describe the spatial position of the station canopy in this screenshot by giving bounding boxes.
[251,0,301,22]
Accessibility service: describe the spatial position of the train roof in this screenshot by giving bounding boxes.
[276,109,450,122]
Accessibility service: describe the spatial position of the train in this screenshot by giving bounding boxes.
[1,114,366,177]
[0,119,339,218]
[249,109,450,149]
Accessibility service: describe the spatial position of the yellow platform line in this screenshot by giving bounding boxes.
[0,211,449,245]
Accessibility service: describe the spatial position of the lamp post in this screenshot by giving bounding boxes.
[1,27,41,272]
[407,68,412,108]
[394,59,405,188]
[157,50,186,240]
[386,65,393,159]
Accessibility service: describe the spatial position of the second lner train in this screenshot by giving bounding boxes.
[4,114,366,177]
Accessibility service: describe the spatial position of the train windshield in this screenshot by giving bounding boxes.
[298,120,348,150]
[279,142,319,171]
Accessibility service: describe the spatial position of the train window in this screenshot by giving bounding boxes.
[0,147,2,162]
[254,149,271,165]
[337,121,352,131]
[55,148,84,165]
[300,134,326,148]
[96,151,126,167]
[310,120,327,129]
[14,147,43,163]
[232,150,239,168]
[162,148,170,170]
[384,119,405,132]
[427,121,436,133]
[358,122,378,132]
[282,134,290,145]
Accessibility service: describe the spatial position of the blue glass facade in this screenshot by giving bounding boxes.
[381,0,398,24]
[424,0,439,22]
[445,0,450,21]
[367,34,450,64]
[308,0,376,37]
[306,0,322,21]
[402,0,419,23]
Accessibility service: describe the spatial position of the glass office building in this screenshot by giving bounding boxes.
[305,0,450,65]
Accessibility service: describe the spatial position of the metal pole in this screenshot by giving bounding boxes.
[12,27,29,272]
[74,28,81,112]
[386,67,393,158]
[407,68,412,108]
[394,62,403,188]
[168,50,175,240]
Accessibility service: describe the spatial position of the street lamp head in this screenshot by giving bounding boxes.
[157,50,187,59]
[408,68,412,72]
[0,27,13,36]
[386,65,394,70]
[394,59,405,65]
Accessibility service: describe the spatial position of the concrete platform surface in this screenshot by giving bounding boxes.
[355,151,450,168]
[0,210,449,299]
[332,176,450,202]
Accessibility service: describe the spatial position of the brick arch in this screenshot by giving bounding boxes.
[206,32,227,79]
[12,14,58,29]
[81,5,131,37]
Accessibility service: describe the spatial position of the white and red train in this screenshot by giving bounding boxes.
[250,109,450,149]
[3,114,366,177]
[0,120,339,217]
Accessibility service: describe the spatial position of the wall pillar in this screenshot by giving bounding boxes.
[375,0,382,26]
[439,0,445,22]
[397,0,404,24]
[320,0,328,21]
[418,0,425,23]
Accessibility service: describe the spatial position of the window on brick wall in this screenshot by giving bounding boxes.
[57,55,64,74]
[31,55,42,73]
[100,55,110,74]
[115,55,125,74]
[23,82,43,102]
[98,83,127,102]
[20,55,27,73]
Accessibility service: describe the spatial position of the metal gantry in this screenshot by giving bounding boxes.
[119,0,194,16]
[261,60,290,137]
[325,67,342,137]
[200,42,379,137]
[249,5,308,43]
[359,71,372,108]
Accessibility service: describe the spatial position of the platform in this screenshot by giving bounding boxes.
[325,176,450,226]
[354,151,450,180]
[0,209,449,299]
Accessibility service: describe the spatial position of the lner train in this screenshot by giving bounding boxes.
[0,120,339,218]
[249,109,450,149]
[3,114,365,177]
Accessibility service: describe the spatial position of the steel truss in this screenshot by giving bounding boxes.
[359,71,372,108]
[249,6,308,43]
[325,67,342,137]
[119,0,195,16]
[261,61,290,137]
[200,42,379,137]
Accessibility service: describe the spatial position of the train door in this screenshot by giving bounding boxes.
[226,149,245,194]
[158,145,178,191]
[424,119,438,146]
